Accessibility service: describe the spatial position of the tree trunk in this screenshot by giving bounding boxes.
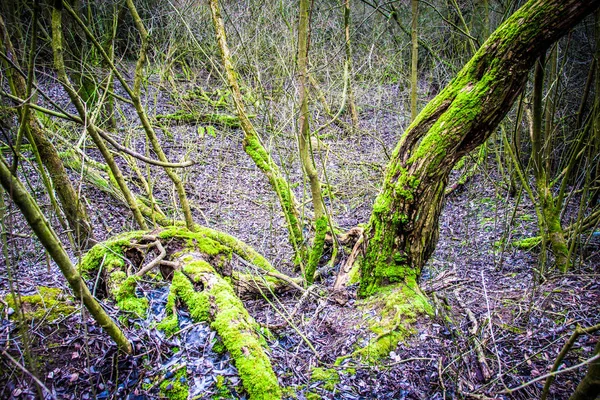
[0,13,95,250]
[208,0,306,264]
[359,0,600,297]
[569,339,600,400]
[0,154,132,353]
[297,0,328,282]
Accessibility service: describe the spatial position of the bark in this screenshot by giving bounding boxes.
[297,0,328,282]
[569,339,600,400]
[0,13,95,249]
[359,0,600,296]
[0,155,132,353]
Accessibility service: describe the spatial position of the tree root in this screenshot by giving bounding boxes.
[80,227,284,399]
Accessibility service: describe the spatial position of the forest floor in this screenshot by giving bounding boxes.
[0,74,599,400]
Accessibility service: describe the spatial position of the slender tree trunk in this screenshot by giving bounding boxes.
[297,0,328,282]
[0,154,132,353]
[208,0,306,264]
[359,0,600,297]
[124,0,196,231]
[0,13,95,249]
[51,1,148,230]
[531,53,570,272]
[343,0,359,130]
[410,0,418,122]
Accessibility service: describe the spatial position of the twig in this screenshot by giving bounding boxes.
[454,288,492,381]
[481,270,506,389]
[499,354,600,395]
[540,322,600,400]
[1,350,56,399]
[136,237,167,277]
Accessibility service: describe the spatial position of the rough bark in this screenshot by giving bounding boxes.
[359,0,600,296]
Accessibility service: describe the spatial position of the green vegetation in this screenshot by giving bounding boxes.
[310,367,340,391]
[4,286,76,323]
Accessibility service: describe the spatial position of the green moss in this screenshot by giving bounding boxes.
[5,286,76,323]
[310,367,340,391]
[160,369,188,400]
[305,392,321,400]
[159,227,232,259]
[172,263,281,399]
[512,236,542,250]
[305,216,328,284]
[114,275,148,317]
[353,284,432,363]
[156,110,243,128]
[78,231,146,278]
[213,375,233,399]
[157,313,179,335]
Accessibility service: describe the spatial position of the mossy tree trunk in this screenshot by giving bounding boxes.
[0,154,132,353]
[51,0,148,230]
[297,0,328,283]
[531,53,570,272]
[359,0,600,297]
[0,13,95,250]
[208,0,306,265]
[82,228,285,399]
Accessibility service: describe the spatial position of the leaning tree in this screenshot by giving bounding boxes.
[2,0,600,399]
[357,0,600,298]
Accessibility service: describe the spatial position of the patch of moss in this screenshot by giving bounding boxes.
[512,236,542,250]
[172,262,281,399]
[160,368,188,400]
[213,375,234,399]
[156,109,242,128]
[354,283,433,363]
[114,275,148,317]
[305,215,328,284]
[310,367,340,391]
[305,392,321,400]
[5,286,76,323]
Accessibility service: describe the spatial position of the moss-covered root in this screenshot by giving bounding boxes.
[156,110,243,128]
[305,216,328,284]
[351,283,432,363]
[172,255,282,400]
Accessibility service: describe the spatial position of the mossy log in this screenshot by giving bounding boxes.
[156,110,245,128]
[80,227,284,399]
